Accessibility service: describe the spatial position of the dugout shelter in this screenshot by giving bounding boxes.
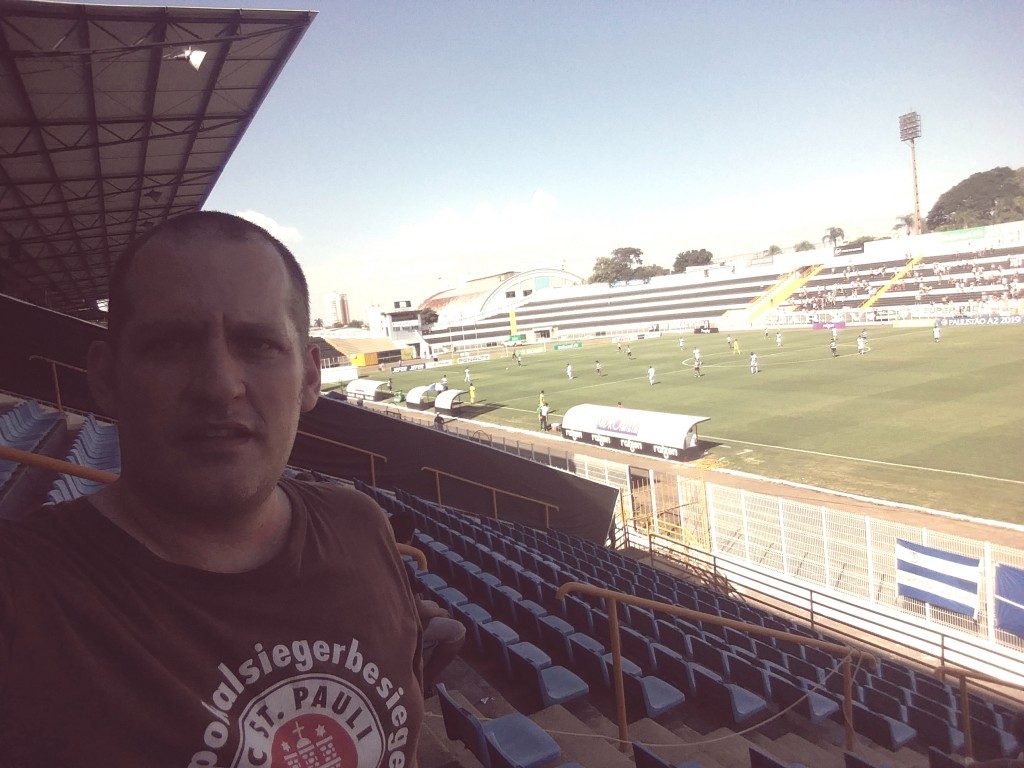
[344,379,391,403]
[560,404,708,461]
[434,389,465,413]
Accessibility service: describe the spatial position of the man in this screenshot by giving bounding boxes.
[831,327,838,341]
[0,212,423,765]
[933,324,942,342]
[625,345,633,359]
[469,383,476,404]
[678,336,686,350]
[857,334,867,355]
[732,338,740,355]
[464,367,471,383]
[565,363,573,380]
[693,348,703,378]
[647,365,656,386]
[595,359,603,376]
[539,390,546,407]
[388,510,465,696]
[830,338,839,357]
[775,331,783,347]
[440,373,449,390]
[537,402,550,431]
[750,352,759,374]
[725,335,733,349]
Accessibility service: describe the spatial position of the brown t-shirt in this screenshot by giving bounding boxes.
[0,479,423,768]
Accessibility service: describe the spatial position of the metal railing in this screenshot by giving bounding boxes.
[621,524,1024,698]
[420,465,558,528]
[28,355,86,412]
[555,581,873,753]
[932,666,1024,761]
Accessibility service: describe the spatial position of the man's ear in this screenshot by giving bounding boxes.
[299,343,321,412]
[87,340,118,416]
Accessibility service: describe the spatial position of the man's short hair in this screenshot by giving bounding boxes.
[106,211,310,343]
[388,509,416,545]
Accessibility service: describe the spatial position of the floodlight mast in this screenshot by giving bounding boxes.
[899,111,923,234]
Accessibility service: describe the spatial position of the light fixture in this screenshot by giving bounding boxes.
[165,46,207,72]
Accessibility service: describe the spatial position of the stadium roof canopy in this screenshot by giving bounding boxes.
[0,0,315,317]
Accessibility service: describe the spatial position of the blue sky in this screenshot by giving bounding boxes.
[134,1,1024,319]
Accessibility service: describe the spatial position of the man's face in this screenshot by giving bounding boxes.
[90,227,320,518]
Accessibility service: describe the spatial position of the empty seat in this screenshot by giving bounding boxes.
[766,671,839,724]
[925,747,965,768]
[908,705,964,755]
[632,741,702,768]
[478,620,521,675]
[508,642,589,708]
[969,716,1021,761]
[748,745,807,768]
[437,683,561,768]
[852,701,916,751]
[622,669,685,720]
[688,662,769,727]
[844,752,892,768]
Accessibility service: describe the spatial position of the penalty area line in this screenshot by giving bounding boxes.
[704,434,1024,486]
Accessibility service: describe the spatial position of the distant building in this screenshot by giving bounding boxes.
[323,291,350,326]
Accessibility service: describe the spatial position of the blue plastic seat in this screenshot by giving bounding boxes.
[852,701,916,751]
[908,705,964,755]
[748,745,807,768]
[689,662,769,727]
[765,671,839,724]
[437,683,560,768]
[508,642,589,708]
[969,716,1021,760]
[632,742,702,768]
[477,619,521,674]
[925,747,964,768]
[844,751,892,768]
[622,669,685,720]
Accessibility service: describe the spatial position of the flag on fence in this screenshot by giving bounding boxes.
[895,539,981,618]
[994,564,1024,639]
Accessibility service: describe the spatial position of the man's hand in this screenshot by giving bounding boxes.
[416,599,450,623]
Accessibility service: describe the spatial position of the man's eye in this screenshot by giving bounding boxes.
[241,338,279,354]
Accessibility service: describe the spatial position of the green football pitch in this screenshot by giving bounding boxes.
[385,325,1024,524]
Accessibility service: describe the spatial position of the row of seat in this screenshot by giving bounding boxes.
[359,481,1022,764]
[46,414,120,504]
[0,401,62,490]
[439,502,1022,760]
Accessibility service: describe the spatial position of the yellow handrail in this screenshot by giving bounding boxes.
[296,430,387,487]
[0,444,118,484]
[932,665,1024,760]
[396,543,428,572]
[28,355,86,412]
[556,580,874,753]
[421,465,557,528]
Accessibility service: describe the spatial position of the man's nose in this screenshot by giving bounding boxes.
[187,338,246,403]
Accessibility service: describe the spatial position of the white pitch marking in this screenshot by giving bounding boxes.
[708,435,1024,486]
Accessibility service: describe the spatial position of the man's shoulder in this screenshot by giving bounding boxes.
[283,478,390,533]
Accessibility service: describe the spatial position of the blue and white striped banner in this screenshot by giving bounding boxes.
[995,564,1024,638]
[896,539,981,618]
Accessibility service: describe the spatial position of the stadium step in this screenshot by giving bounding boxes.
[531,704,635,768]
[629,717,728,768]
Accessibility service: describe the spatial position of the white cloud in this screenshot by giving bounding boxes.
[235,209,304,247]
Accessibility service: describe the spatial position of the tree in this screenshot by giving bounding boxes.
[313,317,324,329]
[589,247,646,283]
[766,245,782,256]
[419,308,438,327]
[846,235,879,247]
[822,227,845,255]
[672,249,713,273]
[635,264,670,279]
[793,240,815,252]
[892,214,915,235]
[926,166,1024,231]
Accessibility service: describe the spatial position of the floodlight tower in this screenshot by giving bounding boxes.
[899,111,923,234]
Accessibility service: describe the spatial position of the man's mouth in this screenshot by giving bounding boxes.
[183,423,255,442]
